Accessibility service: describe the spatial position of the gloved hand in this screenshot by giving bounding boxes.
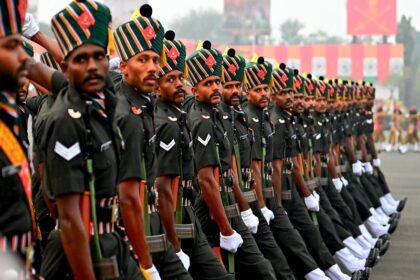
[260,206,275,225]
[332,178,343,192]
[340,176,349,187]
[176,249,190,271]
[143,265,161,280]
[220,230,243,253]
[313,190,320,202]
[372,158,381,167]
[241,209,259,234]
[363,162,374,175]
[352,160,363,176]
[22,13,40,39]
[304,195,320,212]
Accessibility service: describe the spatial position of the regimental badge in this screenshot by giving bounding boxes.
[168,116,177,122]
[228,64,237,75]
[167,46,179,63]
[144,25,157,41]
[202,115,210,119]
[131,106,142,115]
[68,109,81,119]
[257,69,266,80]
[205,55,216,70]
[78,10,95,30]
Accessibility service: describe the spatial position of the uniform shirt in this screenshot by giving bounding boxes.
[270,106,298,159]
[342,111,354,138]
[362,109,374,134]
[0,91,32,235]
[154,100,194,180]
[42,86,121,200]
[294,115,310,157]
[116,80,156,187]
[187,100,232,172]
[243,103,274,163]
[312,113,330,154]
[220,103,252,169]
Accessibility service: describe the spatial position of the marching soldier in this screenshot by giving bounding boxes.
[243,57,331,280]
[113,5,191,279]
[186,41,277,279]
[153,30,233,279]
[0,0,35,277]
[221,48,295,279]
[39,1,142,279]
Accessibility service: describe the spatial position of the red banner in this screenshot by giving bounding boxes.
[347,0,397,35]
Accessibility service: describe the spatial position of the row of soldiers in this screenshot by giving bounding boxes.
[0,1,407,279]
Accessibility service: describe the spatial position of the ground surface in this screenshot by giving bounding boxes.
[371,152,420,280]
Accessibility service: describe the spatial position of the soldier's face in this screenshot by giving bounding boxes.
[192,76,222,107]
[292,93,304,113]
[62,44,108,94]
[246,84,270,108]
[0,34,28,92]
[120,50,160,94]
[327,100,335,112]
[222,81,242,107]
[274,90,293,110]
[303,96,315,113]
[156,70,185,106]
[315,97,327,113]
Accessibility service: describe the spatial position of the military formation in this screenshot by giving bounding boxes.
[0,0,408,279]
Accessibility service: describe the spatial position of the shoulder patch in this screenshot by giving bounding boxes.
[202,115,210,119]
[68,109,81,119]
[54,141,81,161]
[168,116,177,122]
[252,117,259,123]
[197,134,211,146]
[160,139,176,151]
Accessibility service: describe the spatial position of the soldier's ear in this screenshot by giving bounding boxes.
[191,86,198,97]
[120,60,127,77]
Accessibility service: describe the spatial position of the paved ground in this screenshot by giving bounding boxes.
[371,152,420,280]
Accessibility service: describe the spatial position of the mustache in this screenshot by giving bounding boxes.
[211,91,221,98]
[230,92,240,99]
[145,73,159,81]
[174,88,186,96]
[260,96,270,103]
[83,73,104,83]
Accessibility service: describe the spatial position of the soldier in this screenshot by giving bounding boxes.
[405,105,420,151]
[243,57,331,280]
[186,41,276,279]
[153,30,233,280]
[0,0,35,277]
[221,48,295,279]
[113,5,191,279]
[38,1,142,279]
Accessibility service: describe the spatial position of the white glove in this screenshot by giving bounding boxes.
[373,158,381,167]
[176,249,190,271]
[352,160,363,176]
[220,230,243,253]
[313,190,320,202]
[304,195,320,212]
[241,209,259,234]
[260,206,275,225]
[332,178,343,192]
[144,265,161,280]
[363,162,374,175]
[340,176,349,187]
[22,13,40,39]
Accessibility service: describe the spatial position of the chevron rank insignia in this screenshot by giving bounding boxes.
[160,139,176,151]
[54,142,81,161]
[198,134,211,146]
